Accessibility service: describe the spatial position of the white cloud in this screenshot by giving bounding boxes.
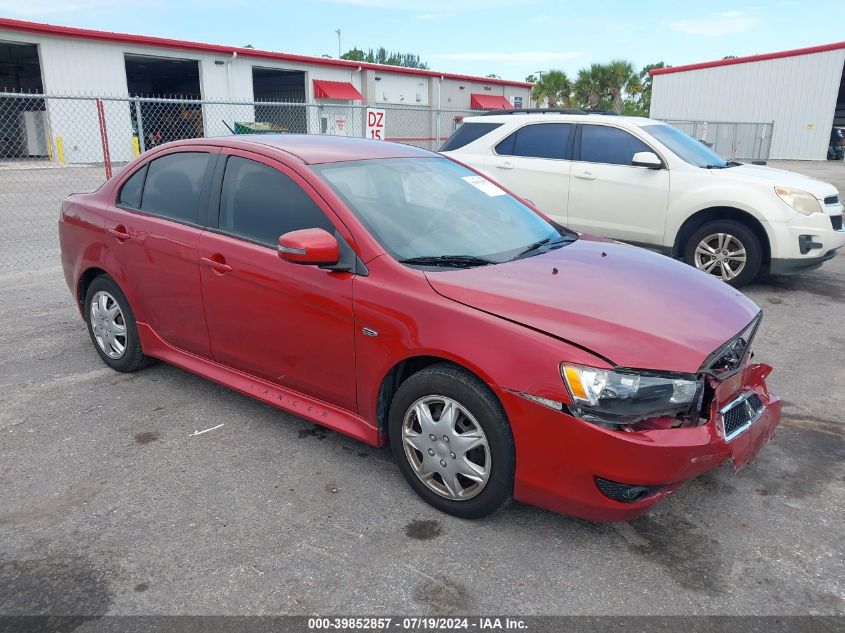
[416,12,456,20]
[428,51,583,63]
[324,0,531,9]
[671,11,760,36]
[0,0,152,15]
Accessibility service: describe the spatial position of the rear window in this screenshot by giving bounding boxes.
[495,123,572,160]
[140,152,210,224]
[440,122,502,151]
[118,164,147,209]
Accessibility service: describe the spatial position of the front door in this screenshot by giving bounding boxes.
[568,124,669,245]
[198,151,357,412]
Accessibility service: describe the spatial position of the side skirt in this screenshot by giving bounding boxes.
[136,323,381,446]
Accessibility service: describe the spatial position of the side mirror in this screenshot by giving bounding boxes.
[631,151,663,169]
[278,228,339,266]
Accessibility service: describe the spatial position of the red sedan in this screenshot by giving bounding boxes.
[59,135,780,521]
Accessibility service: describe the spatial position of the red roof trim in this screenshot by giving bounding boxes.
[313,79,363,101]
[470,93,512,110]
[651,41,845,76]
[0,17,533,88]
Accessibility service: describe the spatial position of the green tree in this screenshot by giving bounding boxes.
[573,64,608,110]
[486,73,501,79]
[524,73,538,84]
[530,70,572,108]
[604,59,641,114]
[340,47,429,69]
[637,61,666,115]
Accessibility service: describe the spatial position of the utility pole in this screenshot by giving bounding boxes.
[335,29,341,57]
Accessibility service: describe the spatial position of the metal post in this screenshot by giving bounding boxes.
[135,97,146,153]
[96,98,112,179]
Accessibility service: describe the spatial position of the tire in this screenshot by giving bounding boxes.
[683,220,762,288]
[388,363,515,519]
[84,275,153,373]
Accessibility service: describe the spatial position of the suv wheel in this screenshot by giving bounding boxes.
[388,363,515,519]
[84,276,153,372]
[684,220,762,287]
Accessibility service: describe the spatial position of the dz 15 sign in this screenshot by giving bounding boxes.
[366,108,386,140]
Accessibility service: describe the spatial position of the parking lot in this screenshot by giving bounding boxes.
[0,160,843,617]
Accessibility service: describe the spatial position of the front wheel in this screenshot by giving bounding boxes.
[388,364,515,519]
[684,220,762,287]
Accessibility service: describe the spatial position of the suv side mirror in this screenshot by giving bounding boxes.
[631,151,663,169]
[278,228,339,266]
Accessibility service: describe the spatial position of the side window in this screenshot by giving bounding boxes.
[118,164,147,209]
[580,125,652,166]
[140,152,210,224]
[495,123,572,159]
[219,156,335,246]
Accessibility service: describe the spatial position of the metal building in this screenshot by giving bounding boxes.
[0,18,531,163]
[650,42,845,160]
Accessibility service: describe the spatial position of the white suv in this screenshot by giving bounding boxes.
[441,112,845,287]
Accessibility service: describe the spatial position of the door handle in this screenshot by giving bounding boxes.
[107,225,130,241]
[496,161,514,170]
[201,256,233,274]
[574,171,596,180]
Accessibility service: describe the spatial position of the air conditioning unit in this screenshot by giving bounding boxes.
[20,111,48,157]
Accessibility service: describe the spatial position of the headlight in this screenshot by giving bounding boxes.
[774,186,822,215]
[561,364,702,427]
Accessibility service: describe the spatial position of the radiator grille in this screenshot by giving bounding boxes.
[832,214,843,231]
[823,195,839,206]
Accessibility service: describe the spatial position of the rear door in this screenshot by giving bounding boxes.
[104,148,216,357]
[485,122,573,223]
[198,150,357,412]
[568,123,669,245]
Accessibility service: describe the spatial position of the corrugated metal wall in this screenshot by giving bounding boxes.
[650,49,845,160]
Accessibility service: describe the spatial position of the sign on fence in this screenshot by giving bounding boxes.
[366,108,385,140]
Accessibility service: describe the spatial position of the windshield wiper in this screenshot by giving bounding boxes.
[514,234,575,259]
[703,163,728,169]
[725,160,742,167]
[398,255,494,268]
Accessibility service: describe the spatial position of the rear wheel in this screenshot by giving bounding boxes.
[684,220,762,287]
[84,276,152,372]
[388,363,515,519]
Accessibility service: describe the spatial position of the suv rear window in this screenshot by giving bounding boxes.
[495,123,572,160]
[440,122,502,151]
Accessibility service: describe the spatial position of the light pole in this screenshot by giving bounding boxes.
[335,29,341,57]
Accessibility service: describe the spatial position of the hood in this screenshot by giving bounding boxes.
[426,237,760,373]
[719,164,838,200]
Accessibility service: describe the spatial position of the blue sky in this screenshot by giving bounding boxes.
[1,0,843,81]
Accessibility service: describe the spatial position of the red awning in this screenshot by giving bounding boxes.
[470,93,512,110]
[313,79,363,101]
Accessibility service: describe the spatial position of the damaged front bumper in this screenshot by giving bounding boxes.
[501,362,781,522]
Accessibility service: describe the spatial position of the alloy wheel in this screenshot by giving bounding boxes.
[401,395,491,501]
[693,233,747,281]
[90,290,128,359]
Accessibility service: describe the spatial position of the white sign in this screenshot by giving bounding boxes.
[462,175,506,197]
[366,108,386,140]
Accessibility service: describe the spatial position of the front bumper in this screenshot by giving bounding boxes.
[767,206,845,274]
[501,363,780,522]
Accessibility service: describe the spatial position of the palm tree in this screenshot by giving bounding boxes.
[604,59,642,114]
[573,64,607,110]
[530,70,572,108]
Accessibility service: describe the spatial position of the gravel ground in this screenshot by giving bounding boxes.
[0,160,842,617]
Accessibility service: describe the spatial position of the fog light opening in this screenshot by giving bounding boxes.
[595,477,664,504]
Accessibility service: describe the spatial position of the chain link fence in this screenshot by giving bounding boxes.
[661,120,774,163]
[1,91,479,269]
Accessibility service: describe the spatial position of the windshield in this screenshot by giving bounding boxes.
[313,157,573,267]
[643,124,729,168]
